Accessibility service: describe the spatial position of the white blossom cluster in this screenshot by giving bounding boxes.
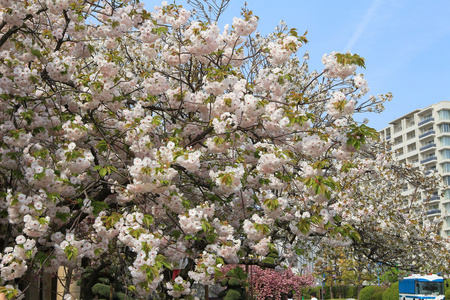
[322,52,358,79]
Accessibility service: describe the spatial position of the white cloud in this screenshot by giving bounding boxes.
[343,0,384,52]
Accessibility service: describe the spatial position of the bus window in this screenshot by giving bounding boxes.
[418,282,444,295]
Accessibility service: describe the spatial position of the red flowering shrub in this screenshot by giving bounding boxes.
[220,265,315,300]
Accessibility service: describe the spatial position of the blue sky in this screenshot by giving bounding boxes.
[143,0,450,130]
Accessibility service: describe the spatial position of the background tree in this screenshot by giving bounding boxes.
[314,142,447,297]
[379,267,400,285]
[336,144,446,272]
[315,246,376,299]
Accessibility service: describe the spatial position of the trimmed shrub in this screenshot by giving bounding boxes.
[445,279,450,300]
[359,286,386,300]
[372,289,385,300]
[445,288,450,300]
[382,282,399,300]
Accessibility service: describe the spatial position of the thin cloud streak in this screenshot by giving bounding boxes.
[343,0,383,52]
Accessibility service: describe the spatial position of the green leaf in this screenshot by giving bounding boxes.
[155,254,172,270]
[99,168,107,177]
[128,285,137,292]
[36,252,48,265]
[151,26,169,36]
[297,218,311,235]
[56,212,70,222]
[206,234,216,243]
[91,201,108,216]
[295,247,306,256]
[143,214,154,227]
[335,53,366,68]
[95,140,109,152]
[231,266,247,280]
[64,246,78,261]
[0,286,18,300]
[31,49,41,58]
[263,198,279,210]
[220,173,234,187]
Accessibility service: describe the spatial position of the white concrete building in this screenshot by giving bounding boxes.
[379,101,450,237]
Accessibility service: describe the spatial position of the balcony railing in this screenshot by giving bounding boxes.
[426,209,441,215]
[419,130,435,139]
[428,195,440,201]
[386,135,391,140]
[418,117,434,126]
[420,156,437,164]
[420,143,436,151]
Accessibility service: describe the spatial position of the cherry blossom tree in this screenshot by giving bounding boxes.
[220,264,315,300]
[314,144,449,297]
[0,0,448,299]
[335,144,448,272]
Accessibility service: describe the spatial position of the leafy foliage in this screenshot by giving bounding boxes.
[382,282,399,300]
[359,286,386,300]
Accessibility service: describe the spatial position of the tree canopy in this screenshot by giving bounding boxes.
[0,0,448,298]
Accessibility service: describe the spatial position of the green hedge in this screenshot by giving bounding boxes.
[382,282,398,300]
[359,286,386,300]
[445,280,450,300]
[306,285,358,299]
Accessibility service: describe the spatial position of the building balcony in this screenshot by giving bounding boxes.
[420,143,436,151]
[426,195,440,201]
[420,156,437,164]
[418,117,434,126]
[419,130,435,139]
[386,134,391,140]
[426,209,441,215]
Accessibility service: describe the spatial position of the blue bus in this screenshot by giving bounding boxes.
[399,274,445,300]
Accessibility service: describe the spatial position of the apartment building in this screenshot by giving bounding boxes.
[379,101,450,237]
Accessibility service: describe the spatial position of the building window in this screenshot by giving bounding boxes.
[445,190,450,199]
[421,115,432,121]
[428,204,439,210]
[439,110,450,120]
[441,150,450,159]
[444,203,450,212]
[440,124,450,133]
[440,137,450,146]
[443,163,450,173]
[444,176,450,186]
[427,165,437,172]
[423,152,435,159]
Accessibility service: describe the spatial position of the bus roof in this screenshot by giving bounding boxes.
[402,274,444,282]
